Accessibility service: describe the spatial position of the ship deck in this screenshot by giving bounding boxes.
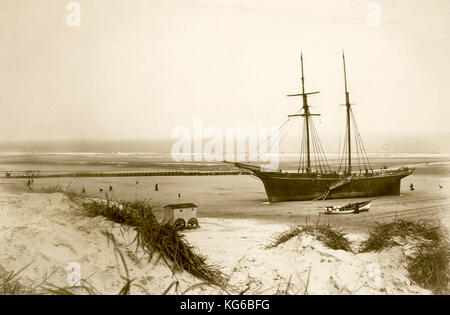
[253,168,413,180]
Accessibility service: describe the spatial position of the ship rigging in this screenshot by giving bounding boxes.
[225,53,413,202]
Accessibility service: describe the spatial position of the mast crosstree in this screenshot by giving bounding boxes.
[287,53,330,174]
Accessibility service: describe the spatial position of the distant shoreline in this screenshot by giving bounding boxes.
[4,170,246,179]
[1,154,448,178]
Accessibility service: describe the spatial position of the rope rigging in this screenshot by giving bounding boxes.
[338,107,373,174]
[245,117,293,162]
[351,109,373,173]
[297,115,331,174]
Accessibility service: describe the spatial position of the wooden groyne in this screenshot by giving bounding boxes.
[5,170,247,179]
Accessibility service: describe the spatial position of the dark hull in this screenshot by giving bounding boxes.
[254,170,413,202]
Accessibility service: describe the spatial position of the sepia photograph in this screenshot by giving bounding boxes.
[0,0,449,301]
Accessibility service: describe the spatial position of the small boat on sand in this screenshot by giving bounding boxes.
[322,200,371,215]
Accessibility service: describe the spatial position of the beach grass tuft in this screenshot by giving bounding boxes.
[407,241,450,294]
[38,184,81,201]
[360,219,445,252]
[266,224,352,252]
[360,218,449,294]
[265,226,303,249]
[312,225,353,252]
[0,263,34,295]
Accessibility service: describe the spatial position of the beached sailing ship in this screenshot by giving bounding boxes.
[226,53,413,202]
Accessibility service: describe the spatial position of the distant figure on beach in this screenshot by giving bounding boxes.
[155,183,159,191]
[82,187,86,194]
[99,187,103,192]
[109,185,113,192]
[409,183,415,191]
[26,179,31,186]
[178,193,181,199]
[136,181,139,186]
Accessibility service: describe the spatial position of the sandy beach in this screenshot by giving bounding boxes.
[1,0,450,301]
[0,192,434,294]
[0,159,448,294]
[3,159,449,232]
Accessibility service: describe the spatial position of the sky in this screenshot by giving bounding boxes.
[0,0,449,142]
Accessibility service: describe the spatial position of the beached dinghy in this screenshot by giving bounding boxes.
[322,200,371,214]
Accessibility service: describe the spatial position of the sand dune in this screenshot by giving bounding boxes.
[0,191,435,294]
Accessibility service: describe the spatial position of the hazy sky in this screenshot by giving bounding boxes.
[0,0,449,141]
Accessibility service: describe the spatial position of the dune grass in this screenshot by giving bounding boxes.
[0,263,35,295]
[265,226,303,249]
[1,241,145,295]
[11,186,450,294]
[360,219,445,252]
[407,242,449,294]
[82,198,225,287]
[313,225,353,252]
[267,219,449,294]
[360,218,449,295]
[266,224,353,252]
[1,231,207,295]
[37,184,81,201]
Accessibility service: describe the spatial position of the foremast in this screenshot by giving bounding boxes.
[287,53,324,174]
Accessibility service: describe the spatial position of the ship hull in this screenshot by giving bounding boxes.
[254,171,412,202]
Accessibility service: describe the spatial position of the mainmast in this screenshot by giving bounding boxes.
[343,52,351,173]
[338,52,373,175]
[287,53,320,174]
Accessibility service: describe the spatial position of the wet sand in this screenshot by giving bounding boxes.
[3,161,449,234]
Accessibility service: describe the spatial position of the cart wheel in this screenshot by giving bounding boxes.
[174,218,186,231]
[188,218,199,229]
